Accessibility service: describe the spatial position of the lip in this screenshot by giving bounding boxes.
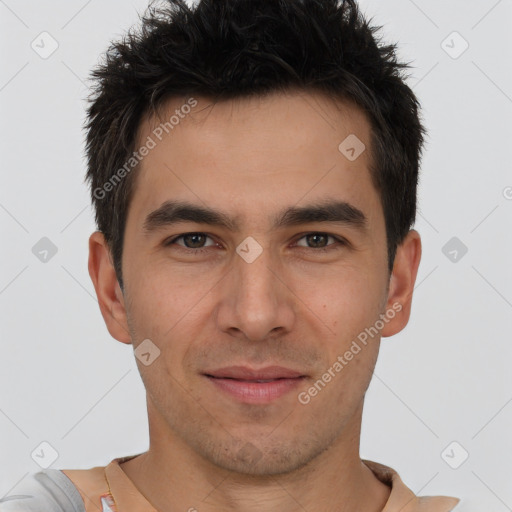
[205,375,305,404]
[203,366,306,404]
[204,365,305,380]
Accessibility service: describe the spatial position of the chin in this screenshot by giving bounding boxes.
[198,433,327,477]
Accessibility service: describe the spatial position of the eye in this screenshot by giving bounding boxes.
[294,232,345,251]
[165,232,217,251]
[163,231,346,254]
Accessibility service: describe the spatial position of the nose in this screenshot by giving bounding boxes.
[215,244,296,342]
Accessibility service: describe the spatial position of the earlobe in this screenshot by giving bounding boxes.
[88,231,132,345]
[381,229,422,338]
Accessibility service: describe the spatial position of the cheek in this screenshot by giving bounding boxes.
[125,278,214,377]
[126,262,207,331]
[306,267,384,336]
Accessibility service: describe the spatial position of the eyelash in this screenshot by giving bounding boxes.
[163,232,347,255]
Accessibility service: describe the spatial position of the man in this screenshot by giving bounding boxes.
[1,0,461,510]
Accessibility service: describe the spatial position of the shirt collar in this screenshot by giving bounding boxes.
[362,459,460,511]
[102,455,460,512]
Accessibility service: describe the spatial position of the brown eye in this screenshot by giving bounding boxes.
[306,233,328,248]
[165,233,216,249]
[181,233,208,248]
[295,233,343,249]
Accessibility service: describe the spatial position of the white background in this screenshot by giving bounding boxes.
[0,1,511,510]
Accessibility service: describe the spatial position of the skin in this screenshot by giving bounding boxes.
[86,90,421,512]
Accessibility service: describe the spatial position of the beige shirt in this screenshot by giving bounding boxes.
[63,455,460,512]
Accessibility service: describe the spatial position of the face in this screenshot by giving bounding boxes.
[92,90,416,476]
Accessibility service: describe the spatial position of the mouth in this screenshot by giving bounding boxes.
[203,366,307,404]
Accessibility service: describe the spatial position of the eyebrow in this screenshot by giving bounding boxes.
[142,199,369,235]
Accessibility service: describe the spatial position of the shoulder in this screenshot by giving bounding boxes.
[362,459,461,512]
[0,465,107,512]
[0,469,85,512]
[60,465,108,512]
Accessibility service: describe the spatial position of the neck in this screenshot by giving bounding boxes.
[120,402,391,512]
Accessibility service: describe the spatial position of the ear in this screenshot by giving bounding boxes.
[88,231,132,344]
[381,229,422,337]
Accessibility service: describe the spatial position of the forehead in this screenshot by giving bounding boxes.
[126,90,381,232]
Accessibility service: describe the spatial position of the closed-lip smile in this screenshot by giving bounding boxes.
[203,366,307,403]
